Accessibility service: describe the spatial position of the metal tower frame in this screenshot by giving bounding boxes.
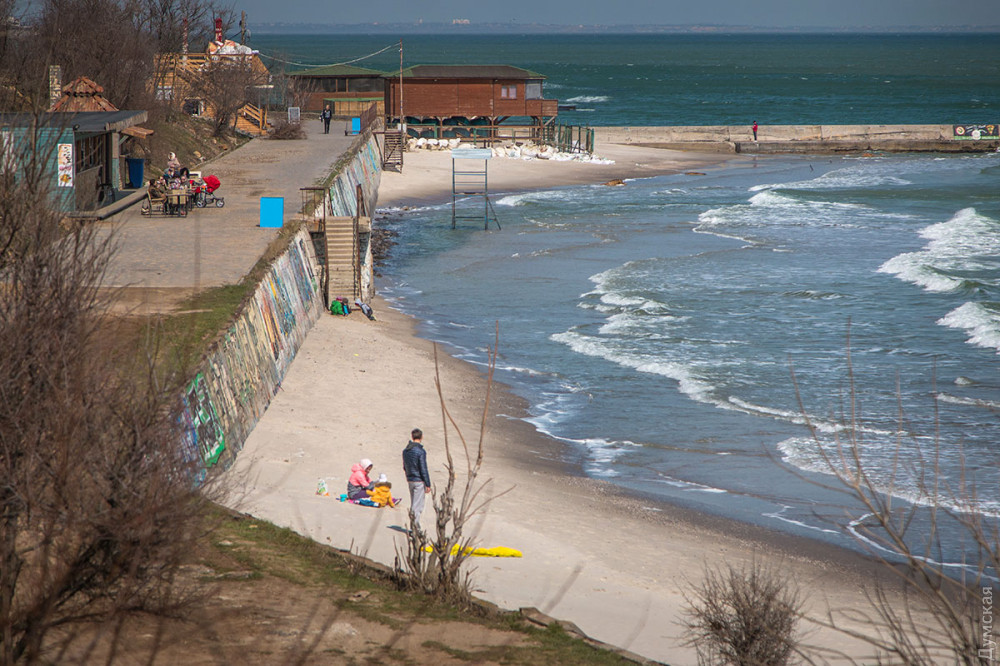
[451,148,500,230]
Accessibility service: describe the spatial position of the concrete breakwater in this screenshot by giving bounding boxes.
[595,125,1000,153]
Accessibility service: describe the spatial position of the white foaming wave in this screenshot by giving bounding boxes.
[654,475,728,493]
[938,302,1000,353]
[551,329,718,405]
[877,252,964,292]
[564,95,609,103]
[879,208,1000,292]
[698,192,863,234]
[728,398,845,434]
[764,506,842,536]
[524,407,641,478]
[778,436,1000,519]
[599,292,646,308]
[749,168,912,193]
[847,513,1000,577]
[496,189,576,207]
[935,392,1000,409]
[748,190,866,214]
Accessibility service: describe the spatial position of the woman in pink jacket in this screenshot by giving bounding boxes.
[347,458,375,500]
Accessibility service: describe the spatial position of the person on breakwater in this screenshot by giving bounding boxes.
[321,104,332,135]
[752,121,758,141]
[402,428,431,525]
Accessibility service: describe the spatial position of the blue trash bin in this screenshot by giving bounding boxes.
[126,157,144,189]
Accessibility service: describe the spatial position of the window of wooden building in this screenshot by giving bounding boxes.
[500,84,518,100]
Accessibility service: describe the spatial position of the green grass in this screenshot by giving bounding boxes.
[201,507,640,665]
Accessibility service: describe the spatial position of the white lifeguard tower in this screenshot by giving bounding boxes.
[451,148,500,230]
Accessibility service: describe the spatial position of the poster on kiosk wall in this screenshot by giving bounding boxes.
[57,143,73,187]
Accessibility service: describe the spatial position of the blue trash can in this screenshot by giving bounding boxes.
[126,157,144,189]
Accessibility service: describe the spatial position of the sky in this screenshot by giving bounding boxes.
[235,0,998,29]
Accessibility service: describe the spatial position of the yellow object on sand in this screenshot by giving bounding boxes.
[422,544,522,558]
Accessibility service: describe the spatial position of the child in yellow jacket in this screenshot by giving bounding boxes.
[367,474,397,508]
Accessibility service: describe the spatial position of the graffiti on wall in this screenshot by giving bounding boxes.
[176,228,322,468]
[328,135,381,217]
[176,134,383,472]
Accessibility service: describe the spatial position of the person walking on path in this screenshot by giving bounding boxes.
[752,121,758,141]
[321,104,332,134]
[402,428,431,525]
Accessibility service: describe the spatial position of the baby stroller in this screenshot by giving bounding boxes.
[193,174,225,208]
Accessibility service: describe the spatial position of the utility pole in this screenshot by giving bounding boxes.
[240,11,247,44]
[398,39,404,131]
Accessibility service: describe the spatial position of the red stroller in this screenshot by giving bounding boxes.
[193,174,225,208]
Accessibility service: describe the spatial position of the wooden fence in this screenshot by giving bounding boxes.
[542,124,594,154]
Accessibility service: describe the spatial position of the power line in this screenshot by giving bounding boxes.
[257,42,399,69]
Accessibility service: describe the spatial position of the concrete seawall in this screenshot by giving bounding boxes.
[177,132,384,472]
[595,125,1000,154]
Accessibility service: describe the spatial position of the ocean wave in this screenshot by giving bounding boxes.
[551,328,719,405]
[564,95,609,103]
[653,474,728,493]
[878,208,1000,293]
[935,392,1000,409]
[778,435,1000,518]
[783,289,845,300]
[495,189,577,207]
[937,302,1000,353]
[750,166,912,192]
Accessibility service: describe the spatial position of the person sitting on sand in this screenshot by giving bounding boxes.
[366,474,397,508]
[347,458,375,500]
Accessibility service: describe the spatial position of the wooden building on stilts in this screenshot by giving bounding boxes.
[383,65,559,144]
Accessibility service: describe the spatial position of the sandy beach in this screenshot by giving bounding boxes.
[228,144,891,664]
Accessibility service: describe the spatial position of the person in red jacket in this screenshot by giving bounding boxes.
[752,121,758,141]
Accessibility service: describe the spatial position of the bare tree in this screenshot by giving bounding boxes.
[184,54,268,136]
[0,122,211,663]
[791,325,997,664]
[397,325,511,606]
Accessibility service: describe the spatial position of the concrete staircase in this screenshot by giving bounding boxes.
[325,216,360,302]
[382,131,404,171]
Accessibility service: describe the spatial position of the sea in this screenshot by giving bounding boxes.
[257,33,1000,566]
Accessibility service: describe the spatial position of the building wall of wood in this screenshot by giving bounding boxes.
[385,79,556,119]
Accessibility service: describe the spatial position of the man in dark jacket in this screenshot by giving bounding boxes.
[402,428,431,525]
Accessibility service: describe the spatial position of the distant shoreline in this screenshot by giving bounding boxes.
[251,24,1000,35]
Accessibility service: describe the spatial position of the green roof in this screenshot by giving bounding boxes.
[290,64,385,78]
[389,65,546,80]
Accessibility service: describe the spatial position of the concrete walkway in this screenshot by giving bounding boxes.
[99,120,356,310]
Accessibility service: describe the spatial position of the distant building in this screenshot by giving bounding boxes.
[383,64,558,140]
[48,76,120,113]
[287,64,385,114]
[0,110,149,212]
